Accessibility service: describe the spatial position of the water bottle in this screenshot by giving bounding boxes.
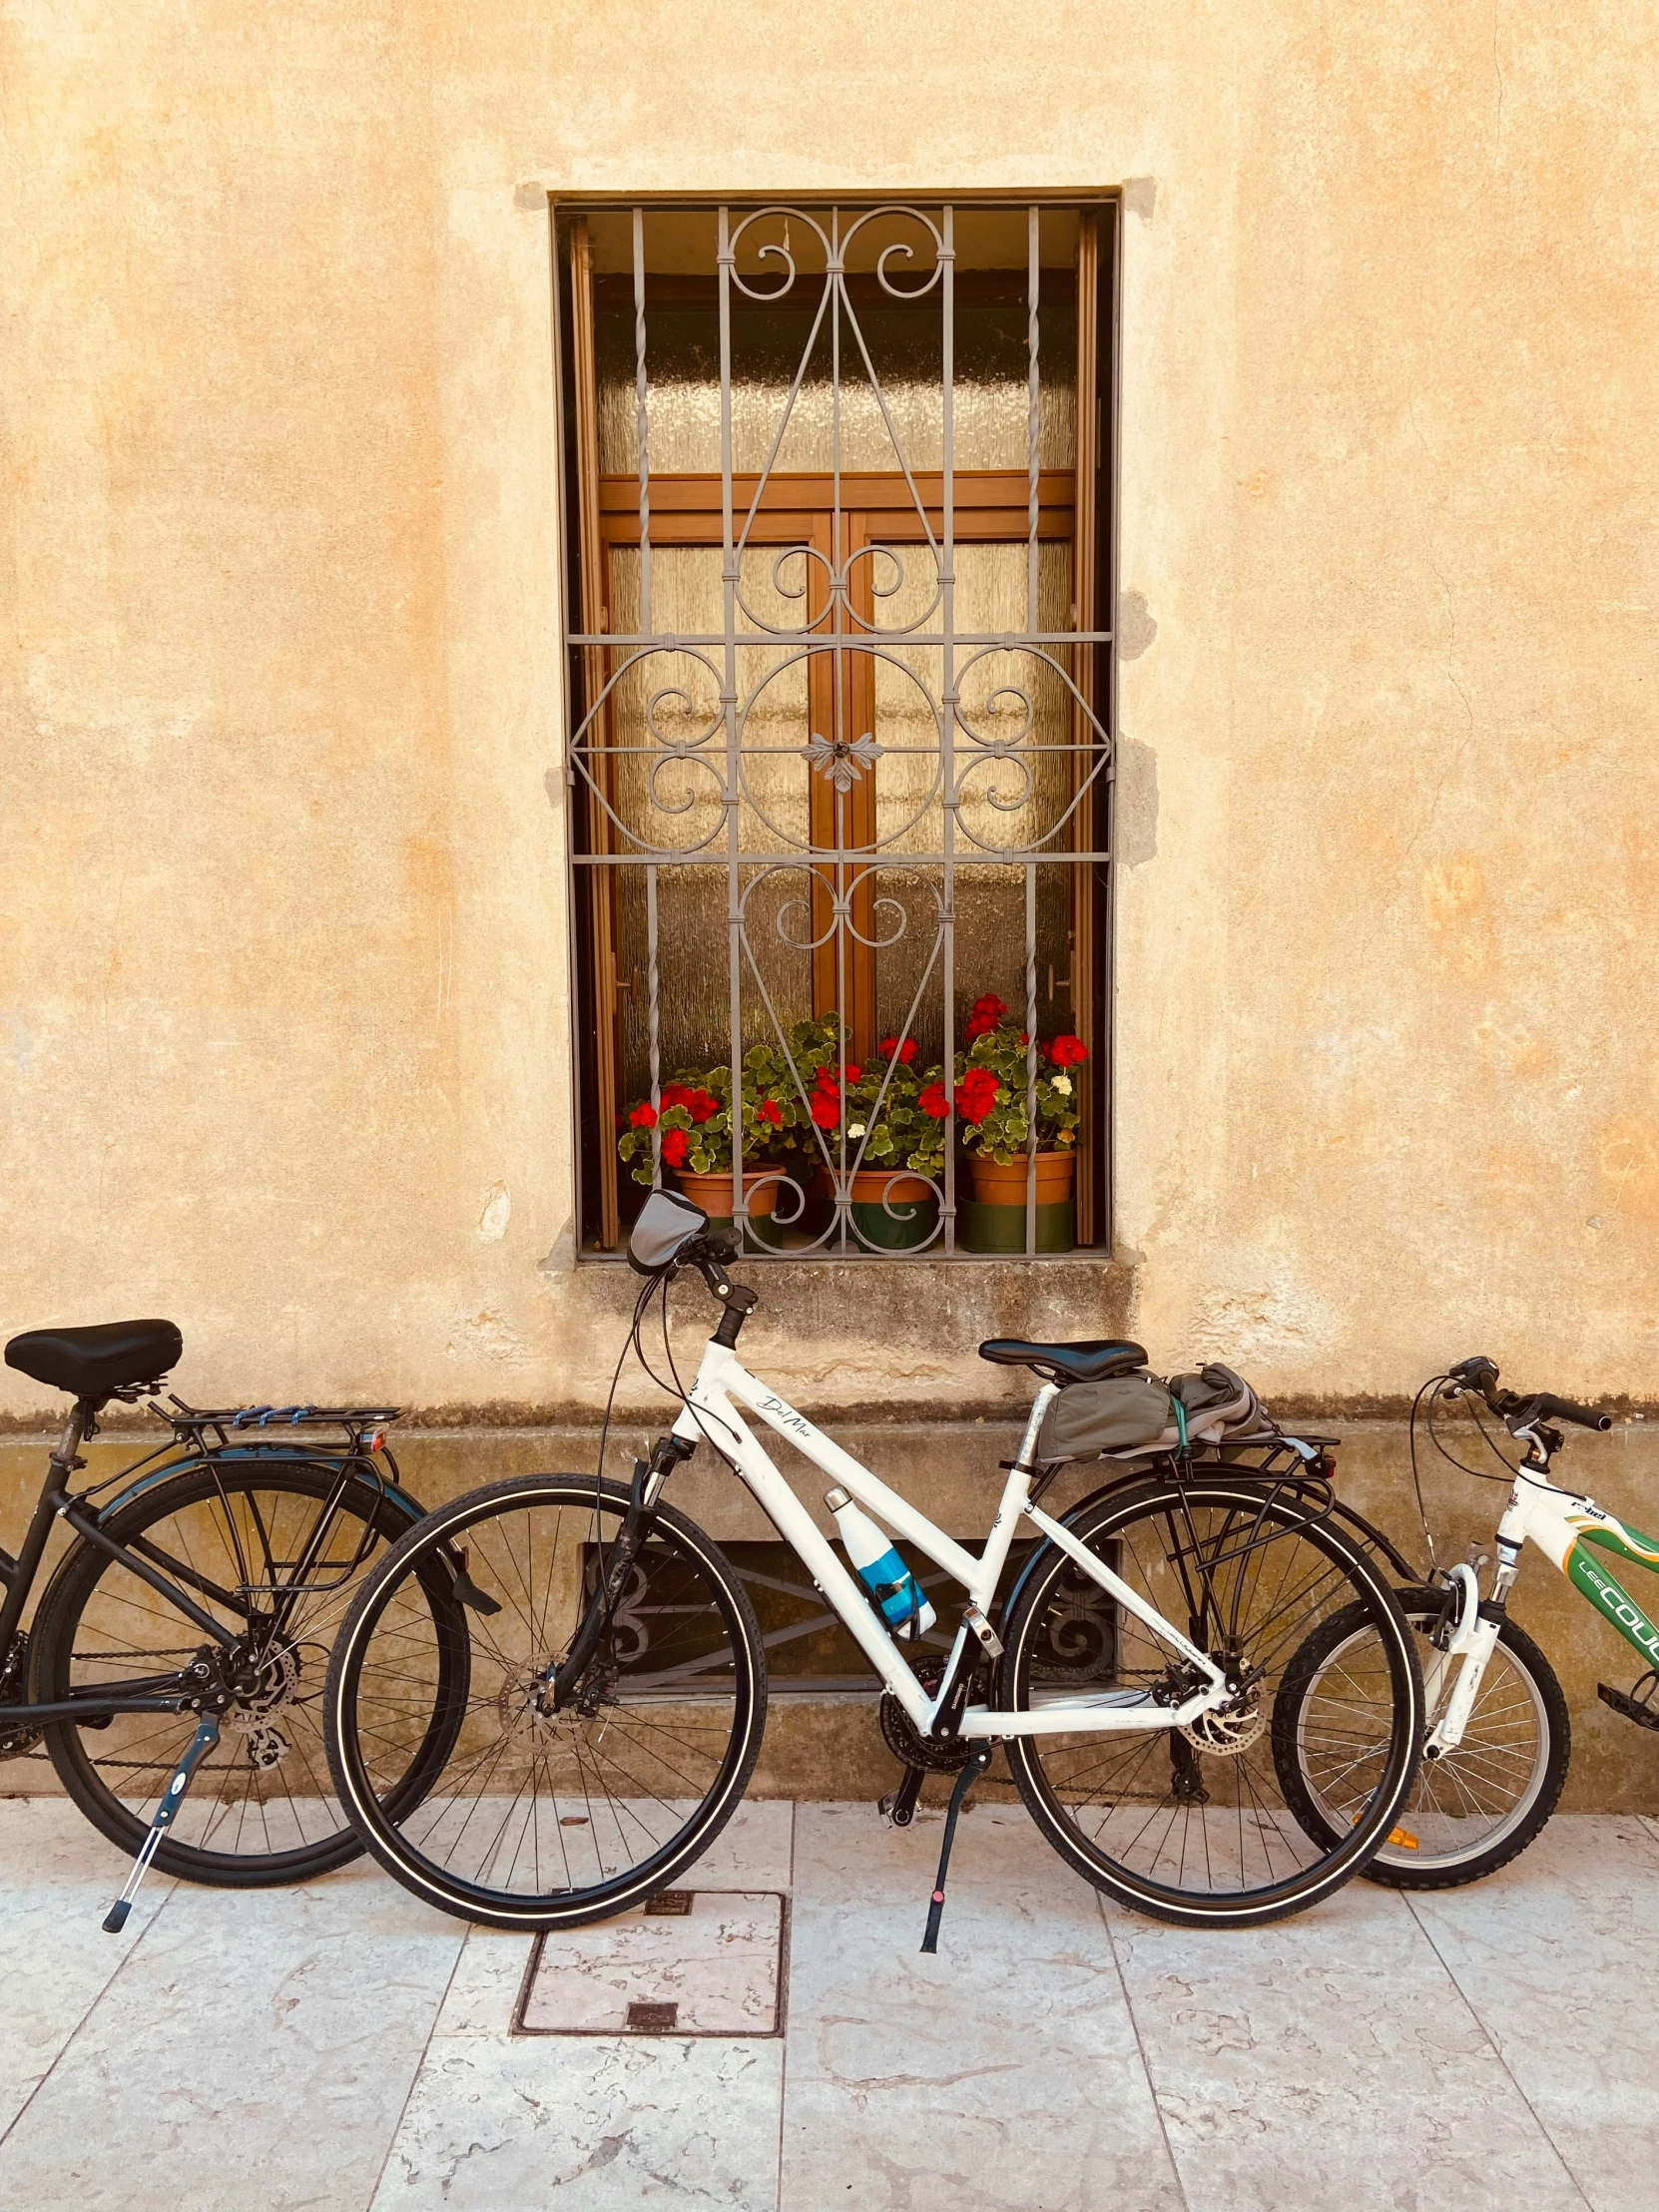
[825,1488,936,1641]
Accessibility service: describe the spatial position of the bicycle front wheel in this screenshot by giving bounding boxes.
[1276,1585,1569,1887]
[31,1458,464,1885]
[1000,1477,1423,1928]
[324,1476,768,1931]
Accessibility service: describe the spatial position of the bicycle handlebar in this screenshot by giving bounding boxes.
[1446,1357,1612,1433]
[1533,1390,1613,1433]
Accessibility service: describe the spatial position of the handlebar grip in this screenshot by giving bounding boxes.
[1535,1391,1613,1433]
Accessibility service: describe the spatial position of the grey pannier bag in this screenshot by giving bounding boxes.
[1166,1363,1276,1443]
[1035,1373,1177,1462]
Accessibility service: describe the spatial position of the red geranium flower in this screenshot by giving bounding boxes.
[956,1066,1002,1126]
[964,991,1007,1043]
[628,1101,658,1130]
[877,1036,918,1065]
[660,1081,694,1111]
[1047,1034,1088,1068]
[917,1082,951,1120]
[660,1128,690,1168]
[756,1097,784,1128]
[810,1092,839,1130]
[679,1087,718,1124]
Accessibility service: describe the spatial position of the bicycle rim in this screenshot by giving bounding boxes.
[325,1476,767,1930]
[34,1460,459,1883]
[1283,1593,1557,1875]
[1004,1479,1422,1926]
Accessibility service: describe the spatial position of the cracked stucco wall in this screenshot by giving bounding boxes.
[2,3,1656,1421]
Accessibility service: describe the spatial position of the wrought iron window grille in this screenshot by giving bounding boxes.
[557,200,1118,1261]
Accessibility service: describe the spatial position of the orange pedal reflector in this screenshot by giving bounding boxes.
[1352,1813,1420,1851]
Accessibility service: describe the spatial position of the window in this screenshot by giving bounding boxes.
[556,201,1117,1258]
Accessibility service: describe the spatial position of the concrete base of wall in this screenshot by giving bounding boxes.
[6,1414,1659,1811]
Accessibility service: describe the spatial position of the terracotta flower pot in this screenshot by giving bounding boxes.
[673,1168,782,1228]
[962,1149,1076,1254]
[966,1151,1076,1206]
[845,1167,938,1253]
[677,1159,805,1247]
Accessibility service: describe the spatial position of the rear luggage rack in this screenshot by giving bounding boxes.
[155,1396,403,1451]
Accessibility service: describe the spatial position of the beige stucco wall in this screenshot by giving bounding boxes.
[3,2,1657,1427]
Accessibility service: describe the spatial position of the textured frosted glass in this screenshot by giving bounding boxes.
[597,285,1076,477]
[604,536,1080,1088]
[609,547,817,1091]
[866,540,1074,1044]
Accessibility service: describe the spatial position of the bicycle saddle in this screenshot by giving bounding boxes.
[4,1319,183,1398]
[977,1337,1147,1384]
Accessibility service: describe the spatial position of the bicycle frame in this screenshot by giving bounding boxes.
[669,1337,1235,1740]
[1427,1443,1659,1752]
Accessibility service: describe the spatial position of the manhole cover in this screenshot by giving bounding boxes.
[515,1892,785,2037]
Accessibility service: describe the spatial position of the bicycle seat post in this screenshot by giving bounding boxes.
[0,1396,97,1658]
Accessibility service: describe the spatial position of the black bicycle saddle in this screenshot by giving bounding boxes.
[977,1337,1147,1384]
[5,1320,183,1398]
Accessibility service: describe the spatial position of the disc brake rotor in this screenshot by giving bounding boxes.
[1180,1691,1266,1758]
[223,1645,301,1734]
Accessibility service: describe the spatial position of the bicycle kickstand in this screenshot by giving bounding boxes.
[919,1745,993,1955]
[102,1716,222,1934]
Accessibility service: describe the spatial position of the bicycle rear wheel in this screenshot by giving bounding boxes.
[324,1475,768,1931]
[31,1459,464,1885]
[1000,1476,1423,1928]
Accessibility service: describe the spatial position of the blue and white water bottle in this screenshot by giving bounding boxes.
[825,1488,936,1641]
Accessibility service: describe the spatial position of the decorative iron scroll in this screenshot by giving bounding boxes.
[563,201,1112,1258]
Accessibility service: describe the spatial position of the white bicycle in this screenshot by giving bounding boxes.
[1280,1356,1625,1888]
[323,1194,1424,1937]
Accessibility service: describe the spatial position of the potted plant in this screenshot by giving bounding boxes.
[615,1018,839,1244]
[817,1034,950,1251]
[951,993,1088,1253]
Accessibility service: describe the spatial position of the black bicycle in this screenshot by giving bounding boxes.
[2,1318,472,1926]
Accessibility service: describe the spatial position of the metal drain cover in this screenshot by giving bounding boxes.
[516,1891,785,2037]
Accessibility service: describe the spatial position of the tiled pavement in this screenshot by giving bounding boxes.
[2,1799,1655,2211]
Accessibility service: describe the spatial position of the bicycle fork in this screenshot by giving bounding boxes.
[1424,1542,1520,1759]
[102,1716,222,1934]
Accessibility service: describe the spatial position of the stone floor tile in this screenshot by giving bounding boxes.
[1110,1873,1588,2212]
[1405,1814,1659,2212]
[781,1803,1182,2212]
[0,1861,465,2212]
[430,1926,538,2036]
[683,1797,796,1891]
[0,1799,176,2138]
[420,1801,795,2040]
[371,2033,784,2211]
[522,1891,783,2033]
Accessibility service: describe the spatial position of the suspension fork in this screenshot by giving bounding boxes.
[547,1434,694,1710]
[1424,1516,1525,1758]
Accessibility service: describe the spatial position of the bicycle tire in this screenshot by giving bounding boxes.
[323,1474,768,1932]
[1000,1476,1424,1929]
[1275,1585,1570,1888]
[31,1458,466,1886]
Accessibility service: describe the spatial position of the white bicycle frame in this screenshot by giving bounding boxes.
[1426,1430,1659,1754]
[666,1336,1235,1740]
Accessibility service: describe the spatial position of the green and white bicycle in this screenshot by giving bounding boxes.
[1279,1355,1648,1888]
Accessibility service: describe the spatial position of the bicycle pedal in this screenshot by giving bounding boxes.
[879,1764,925,1829]
[1597,1680,1659,1731]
